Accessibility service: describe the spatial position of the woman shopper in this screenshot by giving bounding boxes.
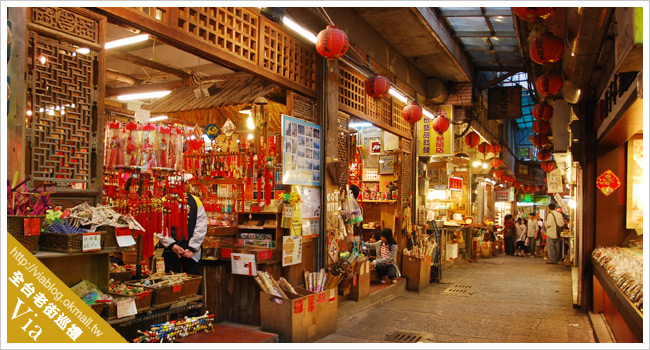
[526,213,540,257]
[366,228,401,283]
[502,214,516,256]
[515,218,527,256]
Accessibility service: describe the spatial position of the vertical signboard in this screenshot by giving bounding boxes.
[418,105,454,156]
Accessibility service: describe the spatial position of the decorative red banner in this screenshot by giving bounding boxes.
[596,169,621,196]
[293,299,303,314]
[308,295,315,312]
[24,218,41,236]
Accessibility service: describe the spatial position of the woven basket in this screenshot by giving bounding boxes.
[89,302,106,315]
[7,215,44,254]
[121,251,138,265]
[126,279,183,306]
[108,290,152,312]
[110,270,135,283]
[97,225,120,249]
[103,301,117,319]
[39,231,106,253]
[179,275,202,297]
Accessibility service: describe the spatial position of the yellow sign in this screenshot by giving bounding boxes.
[418,105,454,156]
[6,234,127,343]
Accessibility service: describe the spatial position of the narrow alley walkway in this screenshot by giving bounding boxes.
[318,255,596,343]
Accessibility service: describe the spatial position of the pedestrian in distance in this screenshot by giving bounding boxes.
[515,218,527,256]
[527,212,540,257]
[544,203,564,264]
[502,214,516,256]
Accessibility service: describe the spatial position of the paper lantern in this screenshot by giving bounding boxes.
[532,120,551,134]
[514,181,522,189]
[431,116,450,134]
[491,143,502,154]
[478,142,492,155]
[365,74,391,99]
[523,184,531,192]
[316,25,349,59]
[493,169,504,179]
[541,161,556,173]
[402,102,423,123]
[538,149,552,161]
[532,102,553,121]
[532,186,538,193]
[491,158,502,168]
[536,72,564,95]
[533,134,550,149]
[530,32,564,64]
[513,7,555,22]
[465,132,480,148]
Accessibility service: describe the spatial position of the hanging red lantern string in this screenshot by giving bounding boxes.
[538,149,552,161]
[530,32,565,65]
[431,116,450,134]
[512,7,555,22]
[491,143,502,154]
[533,134,550,149]
[490,158,502,168]
[464,131,480,148]
[536,71,564,96]
[365,74,391,99]
[532,185,538,193]
[541,160,556,173]
[532,102,553,121]
[514,181,521,189]
[477,142,492,157]
[532,120,551,134]
[402,101,423,123]
[493,168,504,179]
[316,25,349,59]
[523,184,531,193]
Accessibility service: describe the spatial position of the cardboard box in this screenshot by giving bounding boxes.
[260,288,315,343]
[348,260,370,301]
[401,255,432,291]
[312,287,338,339]
[481,242,492,258]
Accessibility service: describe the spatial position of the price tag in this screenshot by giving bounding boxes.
[116,298,137,318]
[328,288,336,302]
[293,298,303,314]
[115,227,136,247]
[308,295,315,312]
[24,218,41,236]
[258,249,272,260]
[353,275,357,286]
[317,292,326,304]
[172,284,182,293]
[222,248,232,258]
[82,232,101,252]
[155,257,165,274]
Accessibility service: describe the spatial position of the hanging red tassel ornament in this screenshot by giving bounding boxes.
[538,149,552,161]
[402,101,423,123]
[490,158,502,168]
[264,158,274,206]
[532,102,553,121]
[431,116,450,134]
[365,74,391,99]
[530,32,564,65]
[512,7,555,22]
[478,142,492,156]
[536,72,563,96]
[532,120,551,134]
[316,25,349,59]
[464,132,480,148]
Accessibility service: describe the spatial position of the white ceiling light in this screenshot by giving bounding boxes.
[247,115,255,130]
[423,109,435,119]
[282,17,317,43]
[149,115,168,122]
[76,48,90,55]
[105,34,150,49]
[117,90,171,101]
[349,122,373,128]
[388,88,408,103]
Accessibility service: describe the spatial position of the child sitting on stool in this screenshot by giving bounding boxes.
[364,228,401,284]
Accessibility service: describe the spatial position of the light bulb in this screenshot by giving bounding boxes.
[247,115,255,130]
[482,162,488,169]
[247,134,254,140]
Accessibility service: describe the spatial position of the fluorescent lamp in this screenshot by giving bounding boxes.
[149,115,168,122]
[247,115,255,130]
[105,34,150,49]
[76,48,90,55]
[423,109,435,119]
[568,199,576,209]
[117,90,171,101]
[247,134,254,140]
[282,17,317,44]
[349,122,373,128]
[389,88,408,103]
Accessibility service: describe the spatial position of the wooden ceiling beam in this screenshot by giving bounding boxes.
[105,68,143,85]
[105,79,188,97]
[106,50,192,79]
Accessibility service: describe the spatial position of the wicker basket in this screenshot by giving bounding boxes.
[179,275,203,297]
[89,302,106,315]
[110,270,135,283]
[103,301,117,319]
[126,279,183,306]
[121,251,138,265]
[108,290,151,312]
[97,225,121,249]
[39,231,106,253]
[7,215,44,254]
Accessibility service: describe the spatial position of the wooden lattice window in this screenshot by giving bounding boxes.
[26,31,98,189]
[133,7,166,21]
[177,7,259,64]
[366,95,392,126]
[339,66,366,114]
[337,112,350,192]
[260,18,317,91]
[391,99,411,136]
[30,7,99,43]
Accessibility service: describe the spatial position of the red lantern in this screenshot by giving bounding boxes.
[365,74,391,99]
[523,184,531,192]
[536,72,563,96]
[402,102,423,123]
[493,169,504,179]
[532,186,538,193]
[464,132,480,148]
[513,7,555,22]
[490,158,502,168]
[532,102,553,121]
[532,120,551,134]
[538,149,552,161]
[533,134,550,149]
[541,161,556,173]
[491,143,502,154]
[478,142,492,155]
[539,185,546,192]
[431,116,450,134]
[530,32,564,65]
[316,25,349,59]
[514,181,522,189]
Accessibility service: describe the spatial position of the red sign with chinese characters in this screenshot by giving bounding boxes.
[596,169,621,196]
[293,299,303,314]
[221,248,232,258]
[308,295,315,312]
[258,249,272,260]
[317,291,326,304]
[24,218,41,236]
[448,176,463,191]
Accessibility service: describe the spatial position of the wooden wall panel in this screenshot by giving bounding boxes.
[595,144,628,247]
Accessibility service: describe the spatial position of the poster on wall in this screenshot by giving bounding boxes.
[231,253,258,276]
[282,235,303,267]
[626,136,643,230]
[281,114,321,186]
[546,168,564,193]
[418,105,454,156]
[297,185,321,236]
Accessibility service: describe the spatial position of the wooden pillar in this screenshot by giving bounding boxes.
[324,58,342,266]
[7,8,27,183]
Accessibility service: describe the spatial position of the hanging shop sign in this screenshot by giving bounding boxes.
[418,105,454,156]
[518,194,534,203]
[626,136,643,229]
[281,115,321,186]
[535,195,550,205]
[487,85,522,119]
[494,189,510,202]
[546,168,564,193]
[448,176,463,191]
[596,169,621,197]
[595,71,640,137]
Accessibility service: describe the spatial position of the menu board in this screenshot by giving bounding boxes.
[281,115,321,186]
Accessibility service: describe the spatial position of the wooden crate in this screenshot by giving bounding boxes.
[401,255,432,292]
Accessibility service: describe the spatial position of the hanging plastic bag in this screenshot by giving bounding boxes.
[345,190,363,225]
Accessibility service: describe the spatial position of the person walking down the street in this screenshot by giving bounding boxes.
[515,218,527,256]
[503,214,516,256]
[366,228,401,283]
[526,213,540,257]
[545,203,564,264]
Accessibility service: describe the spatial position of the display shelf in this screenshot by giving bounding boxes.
[361,200,397,203]
[591,256,643,341]
[36,250,111,293]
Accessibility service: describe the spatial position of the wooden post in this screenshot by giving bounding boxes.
[324,58,341,267]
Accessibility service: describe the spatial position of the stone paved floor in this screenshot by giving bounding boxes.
[317,254,596,343]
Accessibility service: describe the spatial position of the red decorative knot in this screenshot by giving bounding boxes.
[490,158,503,168]
[431,116,450,134]
[538,149,552,161]
[532,120,551,134]
[530,32,564,65]
[533,134,550,149]
[365,74,391,99]
[478,142,492,155]
[464,131,480,148]
[402,102,423,123]
[536,72,564,96]
[532,102,553,121]
[512,7,555,22]
[491,143,502,154]
[316,25,349,59]
[541,161,556,173]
